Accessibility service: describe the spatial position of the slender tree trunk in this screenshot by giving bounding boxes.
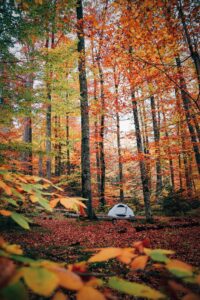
[23,116,32,175]
[141,99,151,191]
[38,152,43,177]
[178,153,183,190]
[46,91,52,180]
[45,34,52,180]
[162,109,175,191]
[55,115,61,176]
[175,87,193,196]
[55,115,59,176]
[58,116,62,175]
[91,38,101,200]
[176,56,200,174]
[76,0,93,219]
[97,58,106,208]
[178,0,200,99]
[114,80,124,202]
[66,113,70,176]
[131,91,153,222]
[180,127,193,197]
[150,96,162,197]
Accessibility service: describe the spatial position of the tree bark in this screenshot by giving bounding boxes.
[66,113,71,176]
[162,109,175,191]
[23,116,32,175]
[150,96,162,197]
[175,88,193,196]
[91,37,101,201]
[131,91,153,222]
[76,0,93,219]
[114,77,124,202]
[140,99,151,191]
[97,58,106,208]
[177,0,200,99]
[46,90,52,180]
[176,56,200,174]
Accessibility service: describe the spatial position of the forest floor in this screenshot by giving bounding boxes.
[1,213,200,299]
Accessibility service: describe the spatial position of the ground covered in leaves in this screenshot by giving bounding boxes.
[1,214,200,299]
[1,214,200,266]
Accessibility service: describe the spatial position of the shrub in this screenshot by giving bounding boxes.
[161,192,191,216]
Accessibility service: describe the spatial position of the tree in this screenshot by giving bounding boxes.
[76,0,93,218]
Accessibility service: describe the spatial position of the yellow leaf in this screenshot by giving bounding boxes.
[3,243,23,255]
[0,180,12,195]
[53,291,68,300]
[22,267,59,296]
[88,248,122,263]
[50,199,60,208]
[77,286,106,300]
[131,255,149,270]
[118,248,137,264]
[17,175,28,183]
[60,197,86,212]
[0,210,12,216]
[144,248,174,255]
[30,195,38,203]
[86,278,103,288]
[52,268,83,291]
[166,260,193,272]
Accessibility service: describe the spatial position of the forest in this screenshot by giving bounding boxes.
[0,0,200,299]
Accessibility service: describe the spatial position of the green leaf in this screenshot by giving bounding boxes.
[108,277,165,299]
[37,196,52,212]
[22,267,59,296]
[3,198,19,207]
[166,260,193,278]
[0,281,28,300]
[169,269,193,278]
[150,252,169,263]
[10,254,35,264]
[11,212,30,230]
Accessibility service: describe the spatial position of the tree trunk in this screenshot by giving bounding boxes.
[45,34,52,180]
[55,115,61,176]
[162,109,175,191]
[178,0,200,100]
[131,91,153,222]
[76,0,93,219]
[54,115,59,176]
[38,152,43,177]
[91,38,101,200]
[176,56,200,174]
[46,91,51,180]
[141,99,151,191]
[114,80,124,202]
[150,96,162,197]
[66,113,70,176]
[175,87,193,196]
[23,116,32,175]
[97,58,106,208]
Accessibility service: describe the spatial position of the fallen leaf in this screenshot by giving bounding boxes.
[88,248,122,263]
[131,255,148,270]
[77,286,106,300]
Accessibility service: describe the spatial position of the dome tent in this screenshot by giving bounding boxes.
[108,203,135,219]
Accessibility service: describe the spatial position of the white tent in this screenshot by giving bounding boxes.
[108,203,135,219]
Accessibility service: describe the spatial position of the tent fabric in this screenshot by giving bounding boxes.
[108,203,134,218]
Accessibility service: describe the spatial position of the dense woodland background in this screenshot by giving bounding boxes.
[0,1,200,300]
[0,0,200,221]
